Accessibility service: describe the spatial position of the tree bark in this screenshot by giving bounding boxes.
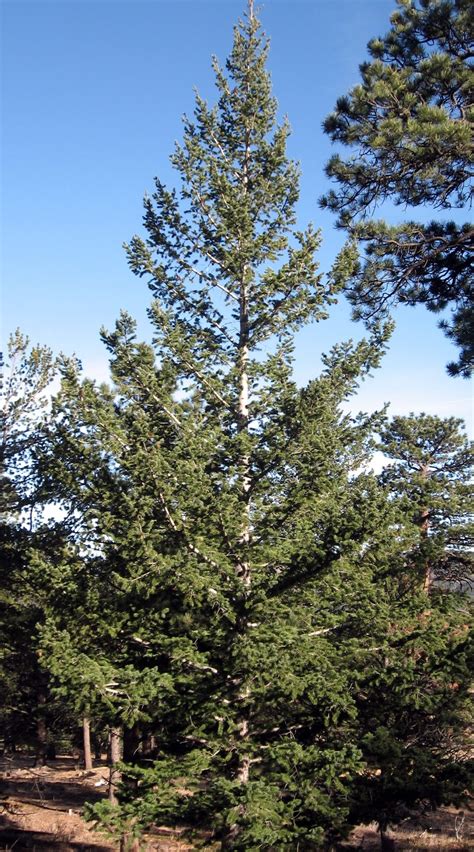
[419,464,433,594]
[380,827,396,851]
[120,836,140,852]
[419,504,433,593]
[82,717,93,770]
[123,724,141,763]
[226,106,253,846]
[108,726,123,804]
[236,267,251,778]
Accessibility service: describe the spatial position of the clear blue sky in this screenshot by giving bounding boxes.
[2,0,472,433]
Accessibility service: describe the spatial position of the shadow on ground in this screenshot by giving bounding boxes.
[0,818,112,851]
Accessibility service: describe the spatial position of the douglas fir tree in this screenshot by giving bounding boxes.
[38,4,473,850]
[41,5,390,845]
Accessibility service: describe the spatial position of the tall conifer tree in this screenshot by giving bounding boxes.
[40,6,390,846]
[379,414,473,592]
[38,5,472,849]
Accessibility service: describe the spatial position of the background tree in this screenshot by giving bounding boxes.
[379,413,473,592]
[0,330,55,518]
[37,335,181,784]
[0,331,60,760]
[347,413,473,846]
[321,0,473,377]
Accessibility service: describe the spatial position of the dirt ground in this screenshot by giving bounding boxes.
[0,755,472,850]
[341,807,474,850]
[0,755,190,851]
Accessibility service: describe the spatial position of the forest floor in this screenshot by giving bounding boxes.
[0,755,473,851]
[0,756,190,851]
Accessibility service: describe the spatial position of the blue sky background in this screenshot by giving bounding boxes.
[2,0,472,433]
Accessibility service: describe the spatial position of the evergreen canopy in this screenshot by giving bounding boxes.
[22,4,473,850]
[321,0,473,377]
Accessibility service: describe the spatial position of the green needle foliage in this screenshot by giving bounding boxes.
[321,0,473,377]
[39,8,390,846]
[0,330,55,519]
[349,414,473,836]
[36,5,473,850]
[0,332,59,755]
[43,325,397,848]
[379,413,473,591]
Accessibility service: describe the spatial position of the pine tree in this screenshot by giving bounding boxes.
[321,0,473,377]
[348,414,473,841]
[37,6,400,847]
[379,414,473,592]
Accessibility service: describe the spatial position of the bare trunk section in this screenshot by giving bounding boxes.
[82,717,93,770]
[230,96,253,830]
[234,275,252,789]
[380,827,396,851]
[421,506,433,593]
[226,18,256,841]
[108,726,123,805]
[419,464,432,594]
[237,298,251,579]
[120,836,140,852]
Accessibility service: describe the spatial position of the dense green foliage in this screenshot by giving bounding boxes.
[379,414,473,590]
[350,414,473,834]
[321,0,473,377]
[35,8,472,850]
[1,5,472,851]
[0,331,55,518]
[36,11,392,845]
[0,333,63,759]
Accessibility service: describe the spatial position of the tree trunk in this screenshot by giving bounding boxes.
[420,506,433,593]
[235,276,251,776]
[142,732,156,756]
[223,13,257,846]
[108,726,123,804]
[123,724,141,763]
[226,98,253,843]
[82,717,93,770]
[419,464,433,594]
[120,836,140,852]
[380,827,396,851]
[35,691,48,766]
